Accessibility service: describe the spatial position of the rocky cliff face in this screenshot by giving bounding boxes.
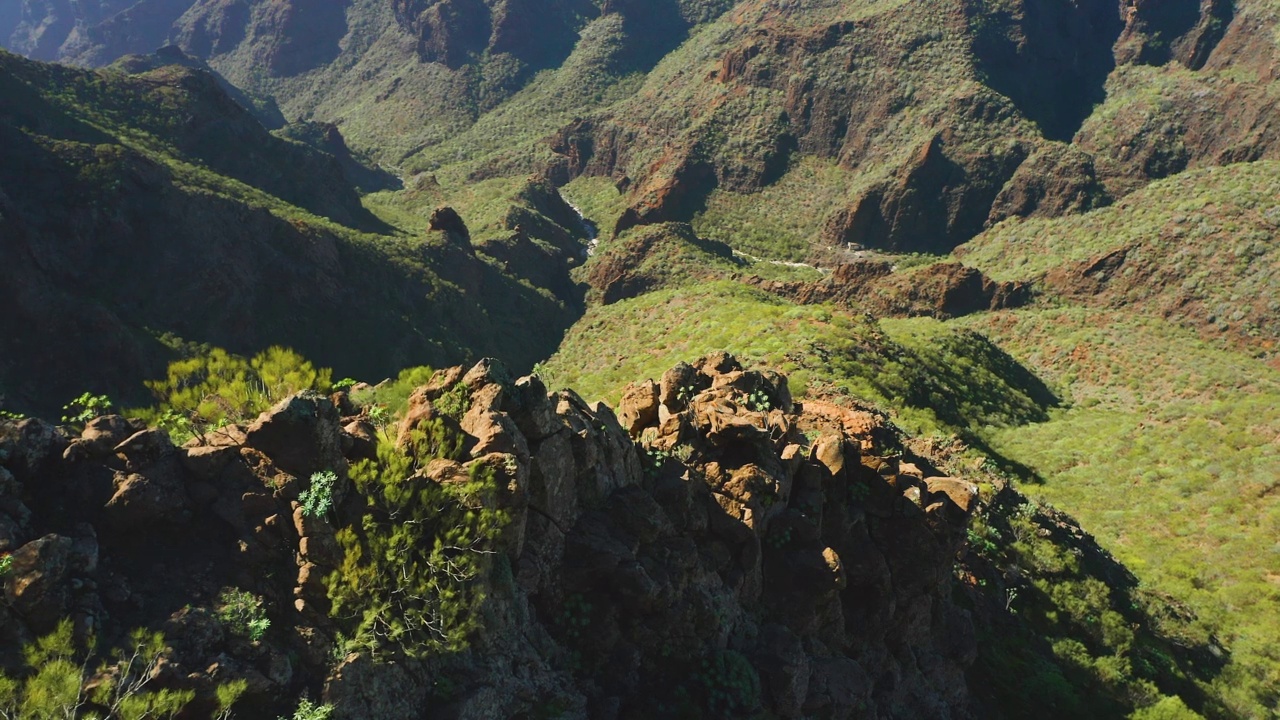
[0,355,981,718]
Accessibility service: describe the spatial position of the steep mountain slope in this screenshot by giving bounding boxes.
[9,0,1278,264]
[0,49,585,418]
[959,160,1280,357]
[2,1,1279,718]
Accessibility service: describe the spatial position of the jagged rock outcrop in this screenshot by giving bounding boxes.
[986,143,1112,224]
[821,133,1028,254]
[0,355,980,718]
[747,261,1029,320]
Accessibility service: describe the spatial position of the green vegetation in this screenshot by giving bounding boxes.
[300,471,339,520]
[0,555,11,578]
[962,488,1210,720]
[61,392,113,426]
[348,365,436,427]
[958,307,1280,718]
[545,279,1274,717]
[217,587,272,643]
[278,699,334,720]
[0,621,243,720]
[959,160,1280,354]
[698,650,762,717]
[140,346,332,442]
[692,156,859,262]
[326,421,507,658]
[544,281,1056,438]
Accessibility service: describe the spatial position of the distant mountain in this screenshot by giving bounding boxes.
[10,0,1276,258]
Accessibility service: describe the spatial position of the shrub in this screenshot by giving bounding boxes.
[0,620,244,720]
[61,392,113,426]
[300,471,338,519]
[142,346,332,442]
[745,389,771,413]
[0,555,11,578]
[1129,696,1205,720]
[217,588,271,642]
[433,382,471,421]
[326,420,506,658]
[349,366,435,420]
[280,698,334,720]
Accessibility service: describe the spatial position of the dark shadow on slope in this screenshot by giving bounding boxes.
[963,484,1228,718]
[966,0,1123,141]
[886,328,1061,431]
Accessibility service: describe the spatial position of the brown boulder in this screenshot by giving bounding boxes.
[659,361,702,412]
[0,419,65,481]
[104,466,191,528]
[925,477,979,515]
[65,415,142,460]
[461,408,529,462]
[179,445,241,482]
[617,380,660,436]
[503,374,562,441]
[324,652,427,720]
[245,392,347,481]
[340,420,379,463]
[5,534,73,632]
[113,428,175,471]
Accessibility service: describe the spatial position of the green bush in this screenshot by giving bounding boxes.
[300,471,338,519]
[349,366,435,421]
[0,620,244,720]
[698,650,762,716]
[61,392,113,426]
[432,382,471,421]
[326,420,506,658]
[217,587,271,642]
[142,346,332,441]
[280,698,334,720]
[1129,695,1205,720]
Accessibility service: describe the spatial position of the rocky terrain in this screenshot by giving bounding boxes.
[2,0,1278,717]
[1,356,989,718]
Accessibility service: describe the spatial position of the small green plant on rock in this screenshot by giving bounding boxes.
[745,389,772,413]
[433,382,471,421]
[641,446,673,478]
[676,383,698,405]
[217,588,271,642]
[279,698,333,720]
[557,593,595,643]
[300,471,338,519]
[766,526,793,550]
[0,554,11,578]
[62,392,113,426]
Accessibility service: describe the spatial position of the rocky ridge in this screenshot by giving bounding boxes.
[0,354,981,718]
